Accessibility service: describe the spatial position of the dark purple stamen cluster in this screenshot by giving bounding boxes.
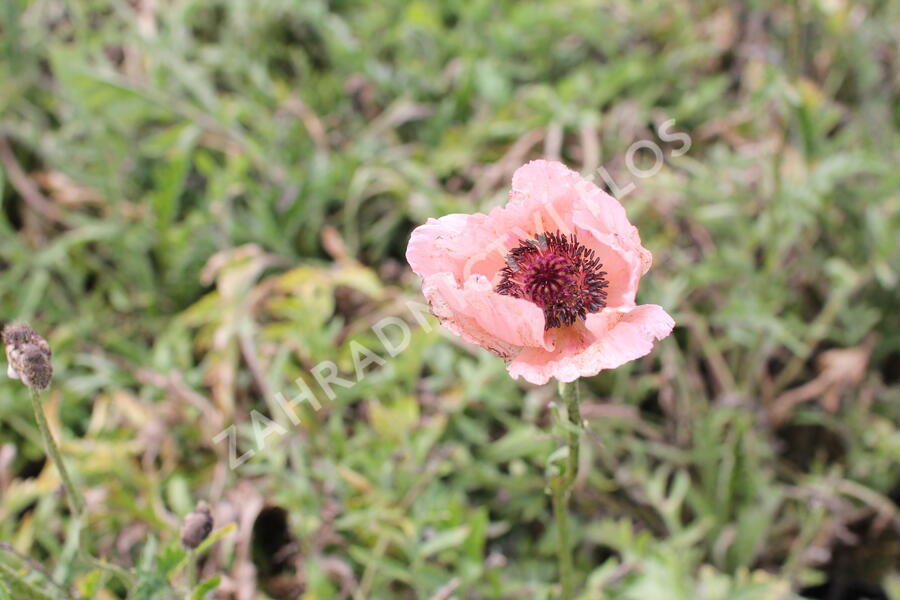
[496,231,609,329]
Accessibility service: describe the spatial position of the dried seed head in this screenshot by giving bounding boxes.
[181,501,214,550]
[3,323,52,390]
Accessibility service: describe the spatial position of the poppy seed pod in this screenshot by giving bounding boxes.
[3,323,53,390]
[181,501,214,550]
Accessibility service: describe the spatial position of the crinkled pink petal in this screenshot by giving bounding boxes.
[509,159,583,207]
[407,161,589,286]
[406,213,491,281]
[512,160,648,257]
[572,225,644,308]
[507,304,674,385]
[571,181,652,306]
[422,272,553,356]
[509,160,652,307]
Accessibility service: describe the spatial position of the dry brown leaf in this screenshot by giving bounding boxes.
[771,340,874,423]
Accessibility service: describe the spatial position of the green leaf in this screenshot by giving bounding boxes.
[486,426,554,463]
[0,562,58,600]
[192,576,222,599]
[158,544,186,576]
[419,526,469,558]
[77,569,104,598]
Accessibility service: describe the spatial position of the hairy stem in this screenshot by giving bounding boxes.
[563,380,581,486]
[552,479,574,599]
[29,388,85,516]
[553,380,582,600]
[187,549,197,591]
[29,389,134,591]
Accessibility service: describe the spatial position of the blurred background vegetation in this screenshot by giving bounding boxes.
[0,0,899,598]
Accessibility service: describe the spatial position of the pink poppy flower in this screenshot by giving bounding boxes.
[406,160,674,385]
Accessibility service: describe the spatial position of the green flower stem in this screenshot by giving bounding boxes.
[29,388,85,516]
[186,549,197,591]
[563,381,581,487]
[28,389,133,592]
[551,480,574,600]
[553,380,582,600]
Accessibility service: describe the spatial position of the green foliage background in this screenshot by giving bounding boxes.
[0,0,898,598]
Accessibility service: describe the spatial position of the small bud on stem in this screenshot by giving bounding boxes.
[181,501,214,550]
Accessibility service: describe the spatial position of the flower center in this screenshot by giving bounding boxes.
[495,231,609,329]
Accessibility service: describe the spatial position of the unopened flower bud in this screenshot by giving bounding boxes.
[181,501,214,550]
[3,323,52,390]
